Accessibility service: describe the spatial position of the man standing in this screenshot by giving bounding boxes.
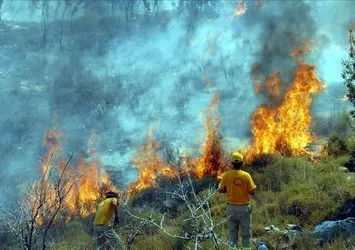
[219,152,256,250]
[93,190,120,249]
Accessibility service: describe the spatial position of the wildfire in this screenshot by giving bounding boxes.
[264,72,282,99]
[234,0,247,17]
[194,93,225,178]
[37,129,116,219]
[127,131,177,196]
[245,62,324,162]
[291,40,312,59]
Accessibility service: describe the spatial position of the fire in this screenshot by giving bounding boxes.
[251,64,263,93]
[36,129,116,219]
[194,93,225,178]
[265,72,282,99]
[127,131,177,196]
[234,0,247,17]
[291,40,312,59]
[245,62,324,162]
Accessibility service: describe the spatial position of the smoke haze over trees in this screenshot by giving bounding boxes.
[0,0,354,202]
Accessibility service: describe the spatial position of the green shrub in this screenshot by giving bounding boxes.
[251,157,313,192]
[324,133,349,156]
[279,183,339,228]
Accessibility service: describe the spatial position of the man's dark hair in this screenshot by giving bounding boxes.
[105,192,118,198]
[232,161,243,170]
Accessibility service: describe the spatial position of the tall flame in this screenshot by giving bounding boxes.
[38,129,116,218]
[194,93,225,178]
[245,62,324,162]
[127,131,177,196]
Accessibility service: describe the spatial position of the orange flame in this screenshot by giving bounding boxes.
[127,131,177,196]
[264,72,282,99]
[245,62,324,162]
[194,93,225,178]
[251,64,263,93]
[36,129,116,220]
[291,40,312,60]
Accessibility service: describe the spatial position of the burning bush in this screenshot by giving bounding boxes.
[246,63,324,162]
[127,131,177,196]
[40,129,116,218]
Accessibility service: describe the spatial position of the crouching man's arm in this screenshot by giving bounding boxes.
[112,198,119,225]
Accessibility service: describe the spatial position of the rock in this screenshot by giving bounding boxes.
[312,217,355,241]
[265,224,281,233]
[286,224,303,231]
[283,224,303,242]
[338,166,349,172]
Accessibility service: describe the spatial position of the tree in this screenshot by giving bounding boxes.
[32,0,50,47]
[0,154,83,250]
[342,30,355,117]
[125,162,227,250]
[0,0,3,21]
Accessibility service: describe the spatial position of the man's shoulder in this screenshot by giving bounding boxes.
[239,170,253,178]
[223,170,235,177]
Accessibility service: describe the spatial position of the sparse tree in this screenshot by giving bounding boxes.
[125,162,227,250]
[0,154,83,250]
[342,30,355,118]
[0,0,3,21]
[32,0,50,47]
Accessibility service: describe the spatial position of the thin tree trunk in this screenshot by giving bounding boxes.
[0,0,3,21]
[60,3,68,52]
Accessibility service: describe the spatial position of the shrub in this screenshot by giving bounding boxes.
[324,133,349,156]
[345,149,355,172]
[279,183,339,228]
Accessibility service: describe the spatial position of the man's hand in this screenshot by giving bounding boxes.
[218,186,226,193]
[249,189,256,199]
[113,217,119,225]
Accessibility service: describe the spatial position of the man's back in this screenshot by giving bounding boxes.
[93,197,117,226]
[220,170,256,205]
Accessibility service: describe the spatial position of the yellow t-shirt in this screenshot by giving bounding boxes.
[219,170,256,205]
[93,197,118,226]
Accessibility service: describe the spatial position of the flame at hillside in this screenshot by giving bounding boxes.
[128,131,177,196]
[194,93,225,178]
[38,129,115,218]
[245,62,324,162]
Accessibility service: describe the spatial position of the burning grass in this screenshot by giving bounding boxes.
[127,131,178,197]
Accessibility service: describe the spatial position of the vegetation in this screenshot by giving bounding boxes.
[1,3,355,250]
[342,30,355,118]
[2,139,355,249]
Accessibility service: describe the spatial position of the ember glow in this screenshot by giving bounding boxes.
[245,62,325,162]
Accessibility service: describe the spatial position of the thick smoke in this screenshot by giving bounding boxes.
[0,0,353,202]
[244,0,317,101]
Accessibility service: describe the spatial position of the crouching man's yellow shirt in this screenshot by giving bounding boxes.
[219,170,256,205]
[93,197,118,226]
